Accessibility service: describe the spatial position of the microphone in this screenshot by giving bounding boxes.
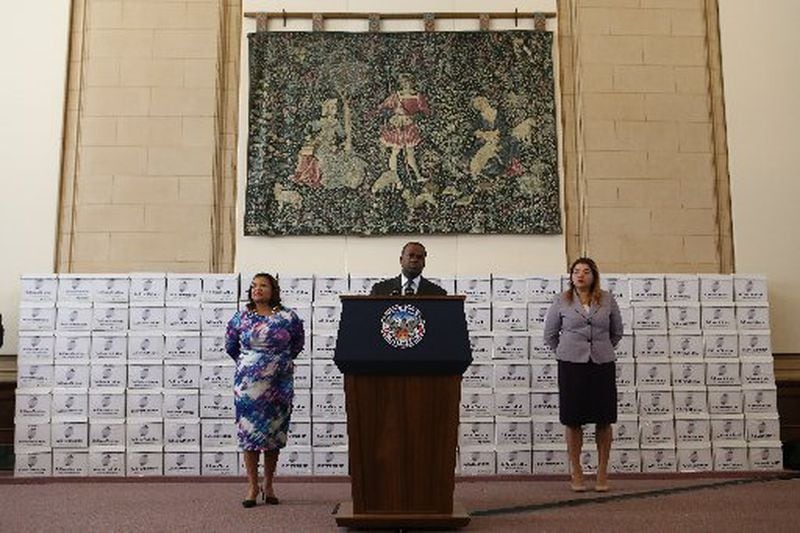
[390,288,401,296]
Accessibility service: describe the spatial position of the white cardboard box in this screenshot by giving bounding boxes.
[526,276,562,303]
[707,386,743,414]
[492,304,528,332]
[609,449,642,473]
[671,360,706,388]
[666,303,701,332]
[677,445,713,473]
[736,304,770,330]
[634,334,669,360]
[88,419,126,448]
[614,335,634,360]
[200,303,237,331]
[88,388,125,418]
[641,448,677,473]
[311,390,346,420]
[165,305,201,332]
[54,332,91,364]
[17,363,54,389]
[530,392,559,417]
[704,333,739,359]
[673,388,709,417]
[57,275,93,302]
[530,361,558,391]
[15,389,51,420]
[706,360,741,386]
[313,447,348,476]
[469,334,494,361]
[460,389,494,418]
[127,363,164,389]
[129,273,166,304]
[53,450,89,477]
[526,303,550,331]
[51,388,89,420]
[495,417,532,446]
[287,420,312,447]
[701,303,736,331]
[164,419,201,451]
[348,276,382,296]
[459,447,496,475]
[164,452,201,475]
[464,305,491,331]
[741,359,775,387]
[200,363,235,390]
[312,332,337,359]
[733,275,768,302]
[90,363,127,389]
[127,451,164,476]
[277,447,313,475]
[53,364,90,389]
[128,332,166,362]
[163,389,200,419]
[126,389,163,419]
[636,362,671,389]
[164,363,201,389]
[638,390,674,417]
[496,447,532,474]
[743,388,778,414]
[18,332,55,362]
[459,418,495,446]
[602,275,630,306]
[15,421,51,450]
[665,275,699,302]
[710,415,745,441]
[126,419,164,448]
[15,452,53,477]
[712,443,748,471]
[748,443,783,471]
[200,333,227,362]
[629,275,665,302]
[617,388,638,415]
[313,276,349,304]
[493,333,530,361]
[312,360,343,389]
[293,390,311,419]
[532,417,564,446]
[312,421,348,448]
[201,419,237,449]
[312,304,341,331]
[89,450,126,477]
[675,418,710,445]
[739,332,772,359]
[632,303,667,331]
[613,415,640,449]
[669,334,703,359]
[456,278,492,304]
[293,361,311,389]
[166,274,203,303]
[616,361,635,388]
[18,302,57,332]
[20,275,58,303]
[745,415,780,443]
[91,276,130,304]
[92,304,128,332]
[51,420,89,448]
[532,448,569,474]
[492,277,528,303]
[128,306,166,332]
[202,274,239,303]
[56,303,93,332]
[640,416,675,448]
[463,363,494,389]
[495,390,531,417]
[275,276,313,303]
[699,275,734,303]
[90,332,127,363]
[494,362,531,389]
[199,391,234,419]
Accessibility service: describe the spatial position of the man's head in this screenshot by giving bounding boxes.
[400,242,427,278]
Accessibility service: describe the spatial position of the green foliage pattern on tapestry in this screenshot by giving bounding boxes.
[246,30,561,235]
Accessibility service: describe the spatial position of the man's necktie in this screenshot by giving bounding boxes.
[404,280,415,295]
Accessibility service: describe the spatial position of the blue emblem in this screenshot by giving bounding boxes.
[380,304,426,349]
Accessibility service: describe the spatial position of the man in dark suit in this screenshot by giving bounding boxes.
[370,242,447,296]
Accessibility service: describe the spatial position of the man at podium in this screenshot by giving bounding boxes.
[370,241,447,296]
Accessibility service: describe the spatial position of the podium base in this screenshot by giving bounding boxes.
[334,501,471,529]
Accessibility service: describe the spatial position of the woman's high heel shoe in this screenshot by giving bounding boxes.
[242,488,260,508]
[262,490,279,505]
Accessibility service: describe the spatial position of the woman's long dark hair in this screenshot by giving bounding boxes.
[246,273,282,311]
[565,257,602,305]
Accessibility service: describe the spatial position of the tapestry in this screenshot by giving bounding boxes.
[245,30,561,235]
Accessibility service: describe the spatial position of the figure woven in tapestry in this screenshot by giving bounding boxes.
[245,30,561,235]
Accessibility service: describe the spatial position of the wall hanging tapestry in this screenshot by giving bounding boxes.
[245,30,561,235]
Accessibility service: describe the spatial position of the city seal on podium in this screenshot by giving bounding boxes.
[380,304,426,349]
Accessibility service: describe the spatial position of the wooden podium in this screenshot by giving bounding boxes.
[333,295,472,529]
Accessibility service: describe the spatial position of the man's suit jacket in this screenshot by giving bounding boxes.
[370,275,447,296]
[542,290,623,364]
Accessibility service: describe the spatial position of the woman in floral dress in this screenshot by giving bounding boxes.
[226,273,305,507]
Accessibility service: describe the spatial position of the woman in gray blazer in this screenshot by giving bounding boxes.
[543,257,623,492]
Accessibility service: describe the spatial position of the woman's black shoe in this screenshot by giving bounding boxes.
[242,498,257,508]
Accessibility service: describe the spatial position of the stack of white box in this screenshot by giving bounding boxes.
[15,272,781,477]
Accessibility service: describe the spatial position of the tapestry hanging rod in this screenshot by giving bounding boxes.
[244,11,555,32]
